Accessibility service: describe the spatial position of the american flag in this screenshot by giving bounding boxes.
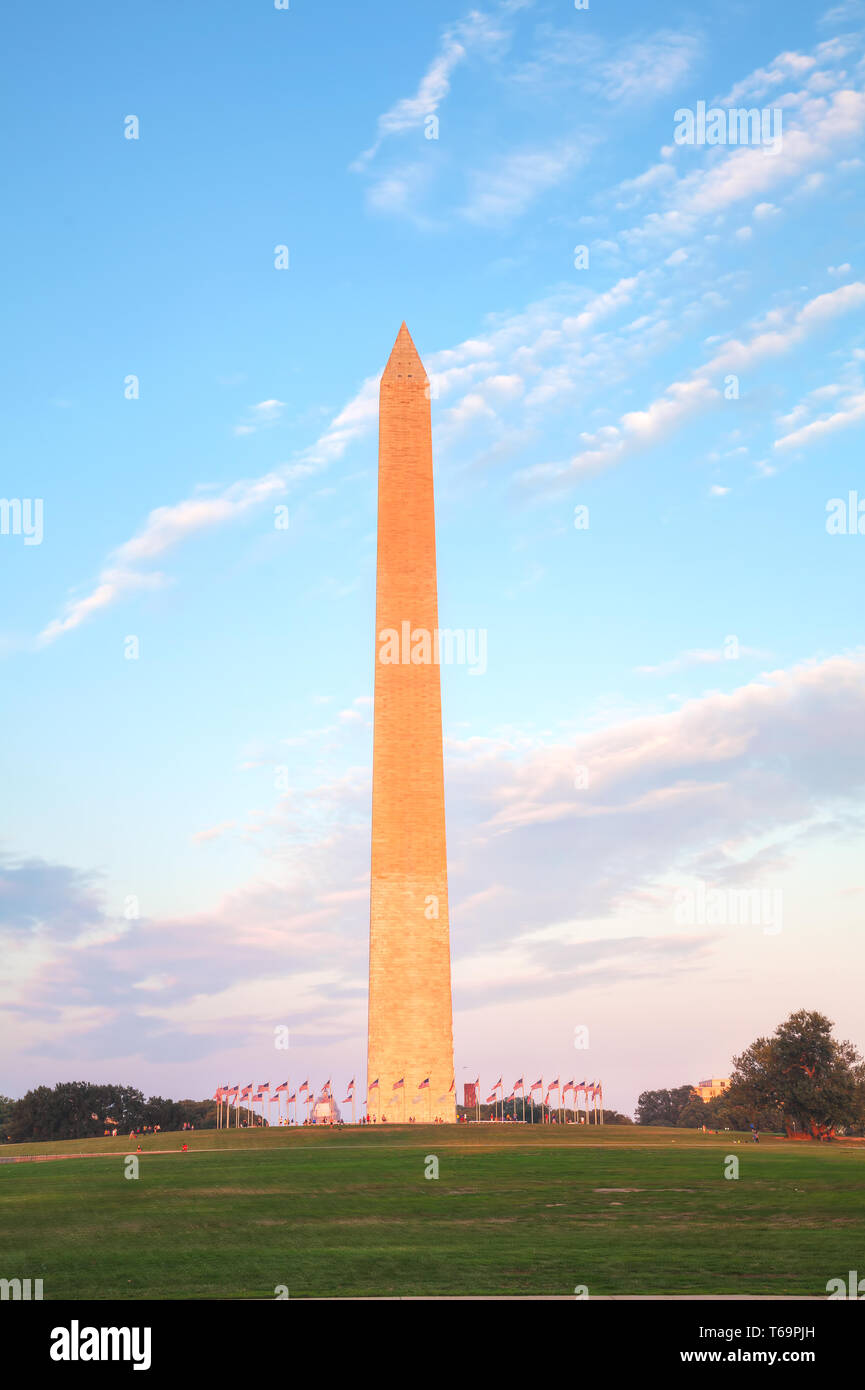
[549,1077,560,1089]
[449,1077,454,1092]
[486,1093,497,1104]
[493,1076,502,1089]
[513,1077,524,1089]
[274,1081,288,1093]
[253,1092,263,1101]
[347,1077,355,1092]
[287,1093,296,1104]
[392,1078,404,1090]
[418,1077,430,1090]
[259,1082,269,1091]
[563,1080,575,1094]
[299,1080,309,1094]
[529,1078,543,1092]
[368,1078,379,1091]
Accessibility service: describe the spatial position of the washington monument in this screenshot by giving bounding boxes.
[367,323,456,1123]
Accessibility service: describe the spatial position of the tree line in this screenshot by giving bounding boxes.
[0,1082,217,1143]
[636,1010,865,1137]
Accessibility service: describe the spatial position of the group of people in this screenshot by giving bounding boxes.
[359,1113,448,1124]
[101,1123,163,1138]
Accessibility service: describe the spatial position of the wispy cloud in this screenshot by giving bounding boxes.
[520,281,865,491]
[352,6,512,171]
[460,141,588,225]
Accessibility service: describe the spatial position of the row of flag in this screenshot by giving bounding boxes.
[480,1078,603,1106]
[213,1077,601,1106]
[214,1079,357,1106]
[367,1076,455,1102]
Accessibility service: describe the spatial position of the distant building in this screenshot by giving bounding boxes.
[692,1078,730,1104]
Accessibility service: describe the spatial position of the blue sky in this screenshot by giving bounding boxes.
[2,0,865,1115]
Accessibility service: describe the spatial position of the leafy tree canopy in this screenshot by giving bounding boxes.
[4,1082,217,1143]
[724,1010,865,1139]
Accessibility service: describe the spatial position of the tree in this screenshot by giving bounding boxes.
[676,1096,709,1128]
[725,1010,865,1139]
[635,1085,695,1126]
[0,1095,15,1142]
[5,1082,218,1142]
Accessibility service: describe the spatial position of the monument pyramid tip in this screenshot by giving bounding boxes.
[383,321,426,379]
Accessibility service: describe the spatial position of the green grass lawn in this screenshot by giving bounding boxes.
[1,1125,862,1298]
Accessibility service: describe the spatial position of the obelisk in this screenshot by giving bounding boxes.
[367,323,456,1124]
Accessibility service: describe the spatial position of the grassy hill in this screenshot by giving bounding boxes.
[2,1124,862,1298]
